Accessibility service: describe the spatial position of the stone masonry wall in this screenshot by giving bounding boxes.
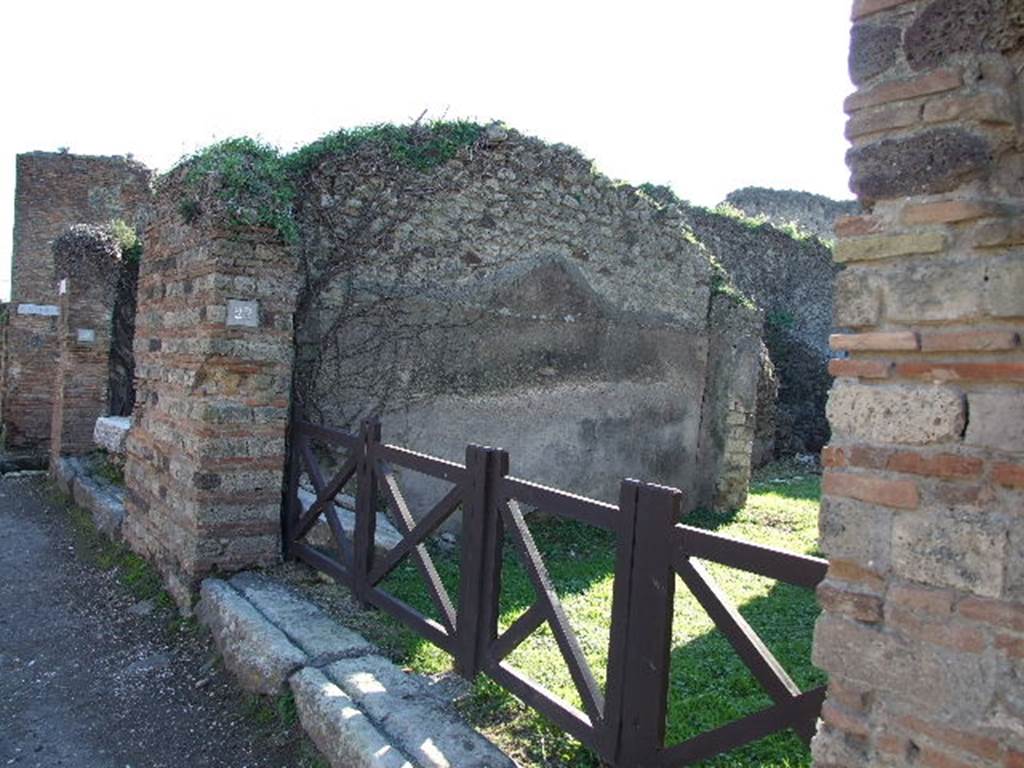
[724,186,861,242]
[812,2,1024,767]
[4,153,151,453]
[676,202,838,457]
[291,128,757,512]
[122,169,298,608]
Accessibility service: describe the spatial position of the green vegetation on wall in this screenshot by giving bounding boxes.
[108,218,143,263]
[174,122,485,242]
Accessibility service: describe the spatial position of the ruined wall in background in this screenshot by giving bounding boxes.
[724,187,861,241]
[676,203,838,457]
[812,2,1024,766]
[292,128,758,511]
[697,294,765,509]
[3,152,151,453]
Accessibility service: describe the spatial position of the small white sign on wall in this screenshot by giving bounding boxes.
[58,279,68,295]
[226,299,259,328]
[17,303,60,317]
[76,328,96,343]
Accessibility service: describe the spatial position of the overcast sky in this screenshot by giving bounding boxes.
[0,0,854,302]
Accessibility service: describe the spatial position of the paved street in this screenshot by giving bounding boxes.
[0,475,309,768]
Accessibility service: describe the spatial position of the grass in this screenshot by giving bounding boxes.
[332,462,824,767]
[91,452,126,486]
[57,486,173,608]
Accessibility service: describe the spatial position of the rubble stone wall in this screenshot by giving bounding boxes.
[294,130,761,511]
[724,186,861,242]
[676,202,838,457]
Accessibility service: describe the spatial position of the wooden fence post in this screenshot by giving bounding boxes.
[456,444,508,679]
[606,480,681,766]
[354,416,381,607]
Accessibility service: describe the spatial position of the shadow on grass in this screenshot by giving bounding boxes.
[749,477,821,503]
[375,515,618,633]
[664,578,825,767]
[325,492,823,768]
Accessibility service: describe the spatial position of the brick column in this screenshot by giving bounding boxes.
[698,294,764,509]
[122,171,298,609]
[812,2,1023,767]
[50,271,117,461]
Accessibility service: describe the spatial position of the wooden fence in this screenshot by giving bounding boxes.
[284,417,828,767]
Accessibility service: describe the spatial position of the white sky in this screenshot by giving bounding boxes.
[0,0,854,303]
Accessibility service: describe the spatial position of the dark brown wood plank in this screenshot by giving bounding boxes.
[292,455,357,541]
[368,483,463,586]
[353,418,380,607]
[296,420,359,449]
[379,462,458,635]
[656,686,826,767]
[374,443,467,483]
[365,586,458,655]
[599,480,641,764]
[675,525,827,589]
[613,482,681,766]
[500,498,605,725]
[459,447,509,680]
[674,555,801,704]
[489,601,548,663]
[486,661,600,753]
[299,435,326,496]
[500,476,616,531]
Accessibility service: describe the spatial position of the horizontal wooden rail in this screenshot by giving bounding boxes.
[675,524,828,589]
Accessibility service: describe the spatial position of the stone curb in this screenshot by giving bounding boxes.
[54,456,126,539]
[196,580,307,695]
[291,667,414,768]
[196,572,515,768]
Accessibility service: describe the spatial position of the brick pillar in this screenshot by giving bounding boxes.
[2,152,151,455]
[698,294,763,509]
[122,171,298,609]
[50,271,117,461]
[812,2,1023,767]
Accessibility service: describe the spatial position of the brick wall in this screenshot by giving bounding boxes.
[812,2,1024,766]
[3,153,151,453]
[50,270,117,461]
[698,293,764,509]
[122,169,298,608]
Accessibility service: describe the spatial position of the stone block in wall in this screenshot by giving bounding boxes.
[94,415,130,454]
[964,390,1024,453]
[891,509,1007,598]
[826,381,966,445]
